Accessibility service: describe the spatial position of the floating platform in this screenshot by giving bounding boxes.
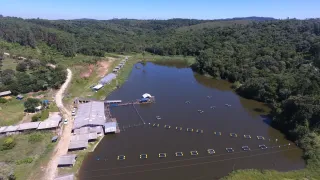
[242,146,251,151]
[156,116,161,120]
[259,144,268,150]
[175,152,184,157]
[226,148,234,153]
[257,136,265,140]
[176,127,182,131]
[207,149,215,154]
[230,133,238,138]
[214,132,222,136]
[244,135,251,139]
[190,151,199,156]
[164,125,171,129]
[187,128,194,132]
[196,129,203,133]
[117,155,126,160]
[159,153,167,158]
[140,154,148,159]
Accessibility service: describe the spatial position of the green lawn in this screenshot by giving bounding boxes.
[0,99,25,126]
[1,58,18,71]
[0,132,55,180]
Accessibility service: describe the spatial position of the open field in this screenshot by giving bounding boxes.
[0,99,25,126]
[0,131,55,180]
[1,58,18,71]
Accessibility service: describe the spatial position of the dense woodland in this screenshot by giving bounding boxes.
[0,16,320,165]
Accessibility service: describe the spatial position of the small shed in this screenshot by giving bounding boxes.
[54,174,74,180]
[0,91,11,97]
[52,136,58,142]
[58,154,77,167]
[16,94,24,100]
[104,122,117,134]
[92,84,103,91]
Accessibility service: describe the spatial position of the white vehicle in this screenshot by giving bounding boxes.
[64,119,68,125]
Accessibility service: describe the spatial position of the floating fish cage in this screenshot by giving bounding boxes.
[207,149,215,154]
[244,135,252,139]
[117,155,126,160]
[185,101,191,104]
[140,154,148,159]
[190,151,199,156]
[156,116,161,120]
[257,136,265,140]
[164,125,171,129]
[153,123,160,127]
[187,128,194,132]
[242,146,251,151]
[159,153,167,158]
[226,148,234,153]
[214,132,222,136]
[175,152,184,157]
[176,127,182,131]
[259,144,268,150]
[230,133,238,138]
[196,129,204,133]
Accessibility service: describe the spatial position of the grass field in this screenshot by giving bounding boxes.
[1,58,18,71]
[0,99,25,126]
[0,131,55,179]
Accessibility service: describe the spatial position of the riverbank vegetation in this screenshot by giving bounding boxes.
[1,16,320,179]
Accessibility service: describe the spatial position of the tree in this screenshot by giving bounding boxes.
[1,137,16,150]
[16,62,28,72]
[24,98,41,112]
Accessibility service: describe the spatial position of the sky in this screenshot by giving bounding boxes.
[0,0,319,20]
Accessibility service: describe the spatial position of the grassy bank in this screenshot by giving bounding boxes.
[0,131,55,179]
[0,99,25,126]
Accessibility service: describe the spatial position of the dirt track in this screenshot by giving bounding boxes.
[45,68,73,180]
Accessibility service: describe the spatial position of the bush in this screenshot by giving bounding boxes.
[31,113,41,122]
[1,137,16,150]
[0,97,7,104]
[15,157,34,165]
[28,133,43,143]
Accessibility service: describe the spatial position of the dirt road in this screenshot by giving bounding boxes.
[45,68,73,180]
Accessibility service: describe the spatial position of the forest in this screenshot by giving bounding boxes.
[0,16,319,165]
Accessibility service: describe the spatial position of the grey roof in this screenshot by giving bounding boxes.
[105,122,117,133]
[38,114,61,130]
[0,91,11,97]
[58,154,77,166]
[74,126,104,135]
[73,101,106,130]
[71,133,98,141]
[74,127,89,134]
[99,73,116,85]
[68,140,88,150]
[3,125,19,133]
[18,122,40,130]
[54,174,74,180]
[106,100,122,103]
[17,94,24,98]
[0,126,8,133]
[52,136,58,141]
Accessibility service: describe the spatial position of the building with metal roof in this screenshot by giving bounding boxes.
[73,101,106,131]
[68,140,88,151]
[0,91,11,97]
[99,73,116,85]
[70,133,98,142]
[38,113,61,130]
[105,122,117,133]
[18,122,40,131]
[3,125,19,133]
[0,126,8,134]
[73,126,104,135]
[54,174,74,180]
[58,154,77,167]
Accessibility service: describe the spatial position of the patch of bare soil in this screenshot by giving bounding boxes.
[97,60,112,77]
[80,64,94,78]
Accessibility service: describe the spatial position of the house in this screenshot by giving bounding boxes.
[0,91,11,97]
[16,94,24,100]
[58,154,77,167]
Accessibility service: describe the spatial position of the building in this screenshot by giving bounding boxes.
[92,84,103,91]
[73,126,104,135]
[70,133,98,142]
[3,52,10,56]
[37,113,62,130]
[0,91,11,97]
[3,125,19,136]
[54,174,74,180]
[73,101,106,132]
[104,122,117,134]
[99,73,116,85]
[0,126,8,137]
[58,154,77,167]
[16,94,24,100]
[68,140,88,151]
[18,122,40,132]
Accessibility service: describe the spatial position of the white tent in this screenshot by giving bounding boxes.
[142,93,151,99]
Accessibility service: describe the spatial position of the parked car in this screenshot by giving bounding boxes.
[64,119,68,124]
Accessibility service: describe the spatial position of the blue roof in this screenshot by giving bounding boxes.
[99,73,117,85]
[140,98,149,102]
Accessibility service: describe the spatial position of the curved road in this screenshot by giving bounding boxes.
[45,68,73,180]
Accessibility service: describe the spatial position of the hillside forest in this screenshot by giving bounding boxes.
[0,16,320,166]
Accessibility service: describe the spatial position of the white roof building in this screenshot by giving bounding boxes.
[142,93,152,98]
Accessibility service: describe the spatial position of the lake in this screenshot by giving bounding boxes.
[79,61,305,180]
